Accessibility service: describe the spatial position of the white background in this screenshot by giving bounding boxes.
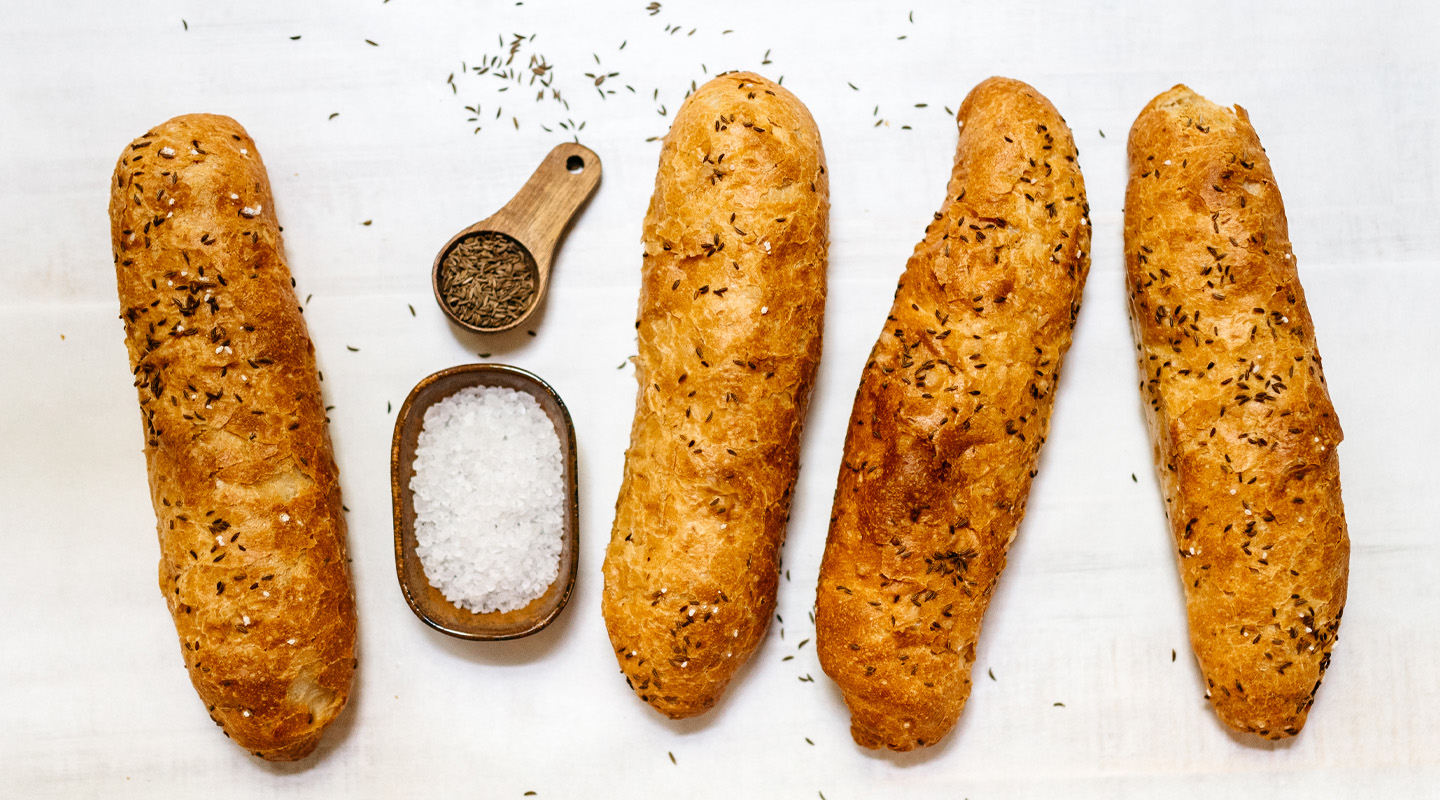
[3,1,1437,796]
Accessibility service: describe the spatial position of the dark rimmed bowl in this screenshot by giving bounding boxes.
[390,363,579,640]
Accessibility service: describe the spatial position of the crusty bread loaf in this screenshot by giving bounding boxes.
[110,114,357,761]
[602,72,828,718]
[1124,86,1348,738]
[815,77,1090,750]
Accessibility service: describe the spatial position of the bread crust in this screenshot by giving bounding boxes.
[1124,86,1348,738]
[110,114,356,761]
[815,77,1090,750]
[602,73,828,718]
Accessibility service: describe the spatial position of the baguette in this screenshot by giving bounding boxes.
[110,114,357,760]
[815,77,1090,750]
[602,72,828,718]
[1124,86,1348,737]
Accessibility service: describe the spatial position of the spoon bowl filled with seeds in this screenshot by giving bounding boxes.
[433,143,601,333]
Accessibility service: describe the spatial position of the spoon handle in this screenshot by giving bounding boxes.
[490,143,602,272]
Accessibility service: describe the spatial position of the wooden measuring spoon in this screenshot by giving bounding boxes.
[432,143,602,333]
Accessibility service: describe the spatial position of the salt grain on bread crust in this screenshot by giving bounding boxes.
[815,77,1090,751]
[602,72,828,718]
[111,114,357,761]
[1125,86,1348,738]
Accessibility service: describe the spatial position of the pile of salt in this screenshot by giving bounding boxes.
[410,386,564,613]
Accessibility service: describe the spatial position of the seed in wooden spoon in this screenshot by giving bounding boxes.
[439,231,537,329]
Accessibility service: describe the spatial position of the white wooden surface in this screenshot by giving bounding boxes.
[2,1,1437,796]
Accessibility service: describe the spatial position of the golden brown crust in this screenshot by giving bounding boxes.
[110,114,356,761]
[815,77,1090,750]
[1124,86,1348,738]
[602,73,828,718]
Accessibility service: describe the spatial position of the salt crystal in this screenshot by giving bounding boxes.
[410,386,564,613]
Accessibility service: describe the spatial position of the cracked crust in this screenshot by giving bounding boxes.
[1124,86,1348,738]
[602,73,828,718]
[110,114,356,761]
[815,77,1090,750]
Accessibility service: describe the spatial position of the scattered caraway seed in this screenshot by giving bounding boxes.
[408,303,416,316]
[1132,473,1138,482]
[1172,649,1177,662]
[617,361,626,369]
[290,35,301,40]
[798,639,809,649]
[365,39,379,46]
[182,19,187,30]
[805,737,814,745]
[329,113,339,120]
[783,655,794,661]
[527,330,536,337]
[1054,702,1065,707]
[988,668,996,681]
[305,294,312,305]
[524,793,537,797]
[668,751,676,764]
[1099,129,1106,138]
[848,82,858,91]
[387,401,392,413]
[479,353,492,358]
[346,345,359,352]
[362,220,372,226]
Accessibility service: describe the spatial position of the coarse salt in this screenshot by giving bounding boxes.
[410,385,564,613]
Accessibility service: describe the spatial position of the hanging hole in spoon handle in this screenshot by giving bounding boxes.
[432,143,602,334]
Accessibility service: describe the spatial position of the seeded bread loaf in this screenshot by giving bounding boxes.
[602,72,829,718]
[110,114,357,761]
[1124,86,1348,738]
[815,77,1090,750]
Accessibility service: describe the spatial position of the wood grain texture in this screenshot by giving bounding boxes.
[816,77,1090,750]
[1124,86,1349,738]
[603,72,828,718]
[110,114,356,761]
